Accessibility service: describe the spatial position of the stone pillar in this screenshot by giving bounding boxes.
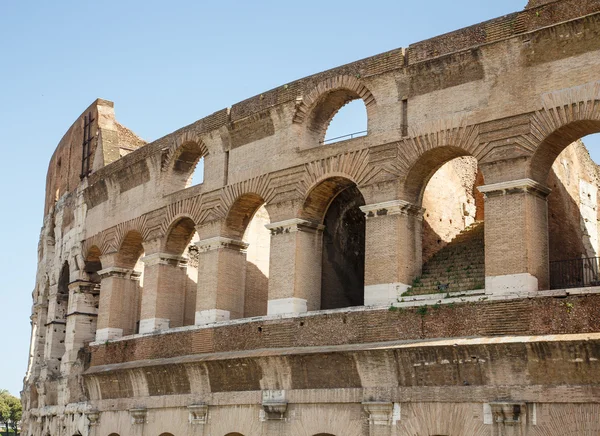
[44,283,67,376]
[139,252,188,333]
[265,219,324,314]
[360,200,424,306]
[95,266,141,341]
[479,179,551,293]
[362,401,394,436]
[64,281,99,363]
[194,236,248,325]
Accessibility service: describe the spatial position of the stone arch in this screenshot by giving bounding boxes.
[402,146,476,206]
[162,215,199,326]
[222,192,271,317]
[107,433,120,436]
[528,81,600,183]
[401,145,486,294]
[302,176,366,309]
[164,216,198,255]
[116,230,145,269]
[300,176,362,223]
[224,193,266,239]
[293,75,376,145]
[162,131,209,192]
[158,433,175,436]
[224,434,245,436]
[84,245,102,283]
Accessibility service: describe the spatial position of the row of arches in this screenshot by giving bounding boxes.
[85,130,600,338]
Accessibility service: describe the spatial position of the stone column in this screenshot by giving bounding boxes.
[65,280,99,360]
[265,219,324,314]
[194,236,248,325]
[360,200,424,306]
[479,179,551,293]
[44,283,67,376]
[139,252,187,333]
[362,401,394,436]
[95,267,141,341]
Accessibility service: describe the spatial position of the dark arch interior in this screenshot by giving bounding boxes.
[404,146,471,206]
[225,193,265,240]
[173,142,203,174]
[118,231,145,269]
[165,217,197,255]
[321,184,365,309]
[85,246,102,283]
[58,262,70,297]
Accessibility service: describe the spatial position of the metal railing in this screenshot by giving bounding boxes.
[320,130,367,145]
[549,256,600,289]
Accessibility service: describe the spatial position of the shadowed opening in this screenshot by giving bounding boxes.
[407,150,485,296]
[303,177,365,310]
[225,193,270,317]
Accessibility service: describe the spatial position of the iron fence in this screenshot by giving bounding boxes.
[320,130,367,145]
[549,256,600,289]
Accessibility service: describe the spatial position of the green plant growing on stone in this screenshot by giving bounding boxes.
[388,305,399,312]
[417,306,428,316]
[563,302,574,313]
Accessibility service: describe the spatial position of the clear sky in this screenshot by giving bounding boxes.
[1,0,599,397]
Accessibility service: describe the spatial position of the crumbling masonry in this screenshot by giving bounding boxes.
[23,0,600,435]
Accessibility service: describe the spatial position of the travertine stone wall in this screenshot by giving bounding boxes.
[23,1,600,435]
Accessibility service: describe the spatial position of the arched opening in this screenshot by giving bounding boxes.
[190,156,204,186]
[47,262,69,374]
[159,433,174,436]
[164,217,198,326]
[84,246,102,284]
[532,129,600,289]
[322,99,367,144]
[404,148,484,295]
[224,433,244,436]
[305,88,370,146]
[165,141,206,193]
[224,193,270,317]
[302,177,366,309]
[108,433,120,436]
[118,232,145,335]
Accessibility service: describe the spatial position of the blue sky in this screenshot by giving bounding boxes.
[1,0,599,397]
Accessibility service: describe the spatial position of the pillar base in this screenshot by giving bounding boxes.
[95,328,123,342]
[485,273,538,293]
[195,309,230,325]
[267,297,307,315]
[364,282,410,306]
[138,317,170,334]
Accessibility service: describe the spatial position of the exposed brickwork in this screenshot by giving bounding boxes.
[90,293,600,367]
[24,2,600,435]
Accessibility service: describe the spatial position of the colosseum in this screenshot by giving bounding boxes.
[22,0,600,435]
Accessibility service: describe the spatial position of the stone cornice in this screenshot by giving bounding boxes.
[478,178,551,199]
[265,218,325,235]
[360,200,425,218]
[195,236,249,253]
[141,253,188,267]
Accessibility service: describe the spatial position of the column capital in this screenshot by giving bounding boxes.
[362,401,394,425]
[194,236,248,253]
[265,218,324,235]
[360,200,424,218]
[67,280,100,294]
[141,252,188,267]
[478,178,551,199]
[97,267,139,280]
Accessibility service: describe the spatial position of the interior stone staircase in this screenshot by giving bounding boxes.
[406,221,485,296]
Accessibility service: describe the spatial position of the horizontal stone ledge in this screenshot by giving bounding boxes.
[82,383,600,412]
[477,178,551,198]
[85,332,600,374]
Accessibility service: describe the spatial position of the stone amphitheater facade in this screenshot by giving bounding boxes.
[22,0,600,435]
